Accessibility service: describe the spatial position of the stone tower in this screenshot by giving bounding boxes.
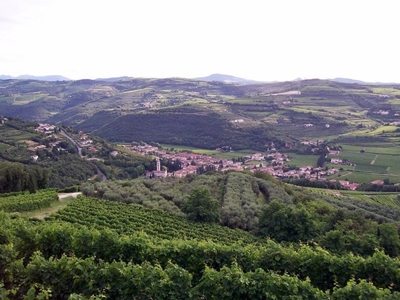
[156,157,161,171]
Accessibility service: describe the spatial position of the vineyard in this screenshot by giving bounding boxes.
[48,195,260,245]
[2,211,400,299]
[0,189,58,212]
[371,194,400,208]
[2,180,400,297]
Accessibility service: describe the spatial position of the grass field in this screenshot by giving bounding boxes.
[286,153,318,167]
[333,172,400,184]
[368,126,398,135]
[372,87,400,95]
[160,144,256,159]
[332,149,400,174]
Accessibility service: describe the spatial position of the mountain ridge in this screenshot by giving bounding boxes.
[0,74,70,81]
[195,73,265,84]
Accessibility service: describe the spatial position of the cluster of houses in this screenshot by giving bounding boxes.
[127,143,352,185]
[79,135,93,147]
[35,123,57,134]
[26,124,62,161]
[129,142,397,190]
[373,110,390,115]
[77,131,98,152]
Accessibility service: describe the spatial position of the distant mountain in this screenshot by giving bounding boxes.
[95,76,134,82]
[195,73,263,85]
[0,74,70,81]
[330,77,398,85]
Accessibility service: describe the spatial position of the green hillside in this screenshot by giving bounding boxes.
[1,157,400,298]
[3,78,400,297]
[0,118,153,188]
[90,108,283,150]
[2,186,400,298]
[2,77,400,152]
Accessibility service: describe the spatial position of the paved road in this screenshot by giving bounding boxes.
[59,129,107,181]
[59,129,83,158]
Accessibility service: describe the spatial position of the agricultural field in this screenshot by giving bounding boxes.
[49,195,260,245]
[326,143,400,183]
[372,87,400,96]
[338,190,400,208]
[0,189,58,212]
[286,153,318,167]
[370,194,400,208]
[161,143,256,159]
[331,171,400,185]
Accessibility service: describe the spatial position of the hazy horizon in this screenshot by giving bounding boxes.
[1,73,398,84]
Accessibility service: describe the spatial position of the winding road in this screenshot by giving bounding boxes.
[59,129,107,181]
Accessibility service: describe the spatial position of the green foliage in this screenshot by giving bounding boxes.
[0,162,49,194]
[57,186,79,193]
[191,262,329,299]
[182,188,220,223]
[81,172,292,230]
[258,200,319,242]
[48,195,258,244]
[0,189,58,213]
[378,222,400,257]
[93,109,283,151]
[40,155,98,188]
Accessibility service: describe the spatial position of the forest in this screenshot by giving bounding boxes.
[89,108,286,151]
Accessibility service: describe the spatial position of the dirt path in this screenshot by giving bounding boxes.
[336,171,353,179]
[24,192,81,220]
[371,155,378,165]
[58,192,82,199]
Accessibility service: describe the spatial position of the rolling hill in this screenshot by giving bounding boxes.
[195,73,263,84]
[1,76,400,152]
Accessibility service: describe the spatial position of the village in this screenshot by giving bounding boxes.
[26,122,366,190]
[126,142,364,190]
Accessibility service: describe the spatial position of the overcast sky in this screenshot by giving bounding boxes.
[1,0,398,82]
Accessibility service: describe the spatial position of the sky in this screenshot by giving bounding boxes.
[1,0,399,82]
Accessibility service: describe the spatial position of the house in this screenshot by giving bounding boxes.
[339,180,349,187]
[347,183,359,190]
[371,179,384,185]
[329,150,340,155]
[330,158,343,164]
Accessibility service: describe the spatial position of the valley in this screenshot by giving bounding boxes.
[2,77,400,298]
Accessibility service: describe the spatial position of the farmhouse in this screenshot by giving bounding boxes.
[330,158,343,164]
[371,180,384,185]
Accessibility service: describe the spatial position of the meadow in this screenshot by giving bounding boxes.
[286,153,318,167]
[160,143,256,159]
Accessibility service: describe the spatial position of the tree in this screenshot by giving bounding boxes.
[257,200,318,242]
[378,223,400,257]
[182,188,220,223]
